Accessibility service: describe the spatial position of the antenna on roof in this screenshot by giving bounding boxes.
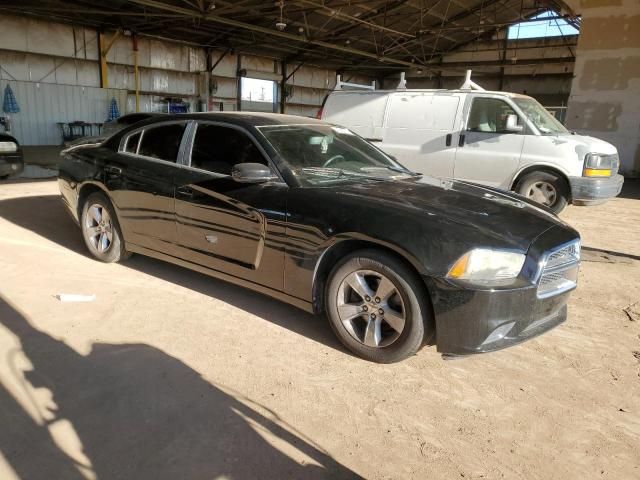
[460,70,485,91]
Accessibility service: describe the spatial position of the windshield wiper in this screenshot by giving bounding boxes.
[298,167,365,178]
[360,166,422,177]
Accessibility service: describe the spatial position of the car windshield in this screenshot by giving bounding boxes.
[257,124,417,185]
[513,97,568,135]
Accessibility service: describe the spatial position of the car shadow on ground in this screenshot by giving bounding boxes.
[0,194,346,354]
[0,298,360,479]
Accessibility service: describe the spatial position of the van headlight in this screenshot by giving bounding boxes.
[584,153,613,177]
[0,141,18,153]
[446,249,525,285]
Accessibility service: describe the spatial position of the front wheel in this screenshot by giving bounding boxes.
[80,192,129,263]
[325,249,432,363]
[515,171,569,214]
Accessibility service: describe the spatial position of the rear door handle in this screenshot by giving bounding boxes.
[364,138,382,143]
[105,165,122,175]
[445,133,452,147]
[458,134,466,147]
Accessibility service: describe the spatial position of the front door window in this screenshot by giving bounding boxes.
[467,98,520,134]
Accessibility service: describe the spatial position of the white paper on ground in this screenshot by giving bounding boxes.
[55,294,96,302]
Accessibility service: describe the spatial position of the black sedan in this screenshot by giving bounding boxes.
[58,113,581,363]
[0,132,24,179]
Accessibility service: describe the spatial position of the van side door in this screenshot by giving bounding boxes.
[454,95,525,188]
[381,93,461,178]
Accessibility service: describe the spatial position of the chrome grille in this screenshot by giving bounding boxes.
[537,241,581,298]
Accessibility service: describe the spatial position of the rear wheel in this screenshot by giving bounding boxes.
[80,192,129,263]
[325,249,431,363]
[516,171,569,214]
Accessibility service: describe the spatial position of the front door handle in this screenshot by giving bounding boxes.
[176,186,193,197]
[458,134,466,147]
[445,133,452,147]
[105,165,122,175]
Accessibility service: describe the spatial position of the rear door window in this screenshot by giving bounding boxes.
[124,132,141,153]
[138,123,187,162]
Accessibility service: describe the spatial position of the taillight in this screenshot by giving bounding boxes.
[316,107,323,119]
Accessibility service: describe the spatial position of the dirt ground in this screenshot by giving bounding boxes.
[0,178,638,480]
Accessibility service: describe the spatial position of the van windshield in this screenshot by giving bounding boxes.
[513,97,568,135]
[258,124,418,186]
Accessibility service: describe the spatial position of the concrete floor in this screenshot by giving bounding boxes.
[0,179,639,480]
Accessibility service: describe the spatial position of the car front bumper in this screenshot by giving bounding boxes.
[424,225,579,356]
[570,174,624,205]
[0,153,24,177]
[425,278,569,355]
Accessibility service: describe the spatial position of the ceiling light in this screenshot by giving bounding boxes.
[275,1,286,31]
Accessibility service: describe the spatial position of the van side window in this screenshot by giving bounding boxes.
[467,98,519,134]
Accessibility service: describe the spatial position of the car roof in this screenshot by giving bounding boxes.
[104,111,326,149]
[138,111,324,128]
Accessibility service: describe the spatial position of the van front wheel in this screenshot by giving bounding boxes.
[516,171,568,214]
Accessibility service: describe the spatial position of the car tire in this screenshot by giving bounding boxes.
[516,171,569,214]
[325,249,432,363]
[81,191,130,263]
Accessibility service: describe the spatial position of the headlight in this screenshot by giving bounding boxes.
[447,249,526,284]
[0,141,17,153]
[583,153,613,177]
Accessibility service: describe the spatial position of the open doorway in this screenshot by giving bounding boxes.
[240,77,276,113]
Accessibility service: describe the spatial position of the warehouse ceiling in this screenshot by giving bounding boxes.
[0,0,579,74]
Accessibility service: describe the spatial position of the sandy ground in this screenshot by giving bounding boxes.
[0,178,638,480]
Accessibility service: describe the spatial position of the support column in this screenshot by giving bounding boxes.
[98,29,121,89]
[564,0,640,176]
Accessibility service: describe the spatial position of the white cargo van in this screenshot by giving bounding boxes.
[321,83,624,213]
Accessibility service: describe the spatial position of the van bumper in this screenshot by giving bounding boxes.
[569,174,624,205]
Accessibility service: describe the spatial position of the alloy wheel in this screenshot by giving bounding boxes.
[85,203,114,253]
[336,269,406,348]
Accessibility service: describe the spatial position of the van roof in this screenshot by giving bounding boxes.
[329,89,531,99]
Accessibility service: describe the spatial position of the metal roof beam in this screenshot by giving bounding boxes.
[126,0,427,68]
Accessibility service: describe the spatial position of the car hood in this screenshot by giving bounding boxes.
[332,176,568,251]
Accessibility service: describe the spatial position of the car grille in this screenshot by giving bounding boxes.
[537,241,581,298]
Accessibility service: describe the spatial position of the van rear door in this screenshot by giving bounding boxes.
[381,93,461,178]
[454,95,525,188]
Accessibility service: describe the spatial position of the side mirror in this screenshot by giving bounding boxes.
[505,114,524,133]
[231,163,277,183]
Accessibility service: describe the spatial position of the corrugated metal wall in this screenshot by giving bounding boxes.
[0,12,376,143]
[2,81,126,145]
